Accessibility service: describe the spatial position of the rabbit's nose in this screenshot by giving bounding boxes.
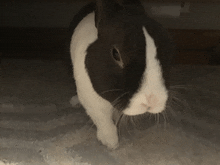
[141,94,158,111]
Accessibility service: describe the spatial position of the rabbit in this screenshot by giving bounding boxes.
[69,0,175,149]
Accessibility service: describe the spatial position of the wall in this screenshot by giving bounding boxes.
[1,1,220,29]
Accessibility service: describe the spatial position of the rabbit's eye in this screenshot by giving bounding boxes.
[112,48,121,62]
[111,47,124,68]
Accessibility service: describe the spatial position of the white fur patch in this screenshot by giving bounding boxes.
[123,27,168,115]
[70,12,118,149]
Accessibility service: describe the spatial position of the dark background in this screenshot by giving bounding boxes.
[0,0,220,65]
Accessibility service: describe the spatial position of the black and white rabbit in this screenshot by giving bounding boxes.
[70,0,174,149]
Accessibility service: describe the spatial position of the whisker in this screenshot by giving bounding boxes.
[154,114,159,128]
[170,85,220,97]
[100,89,123,95]
[162,112,167,129]
[154,114,157,123]
[133,116,139,128]
[169,89,185,97]
[157,114,160,125]
[130,116,135,128]
[111,92,130,107]
[116,113,124,139]
[168,90,192,114]
[164,111,169,122]
[118,114,125,134]
[139,113,146,124]
[115,114,121,127]
[166,106,180,123]
[149,113,153,120]
[172,95,191,111]
[86,119,96,132]
[123,115,132,135]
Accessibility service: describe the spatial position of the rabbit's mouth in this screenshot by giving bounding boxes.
[123,90,168,116]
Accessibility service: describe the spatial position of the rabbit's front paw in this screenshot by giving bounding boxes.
[97,126,119,149]
[70,95,81,108]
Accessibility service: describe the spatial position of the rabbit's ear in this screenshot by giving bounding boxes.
[121,0,145,15]
[95,0,122,28]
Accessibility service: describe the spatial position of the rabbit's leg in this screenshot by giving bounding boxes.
[86,106,119,149]
[70,95,82,108]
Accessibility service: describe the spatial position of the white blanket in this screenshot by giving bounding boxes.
[0,59,219,165]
